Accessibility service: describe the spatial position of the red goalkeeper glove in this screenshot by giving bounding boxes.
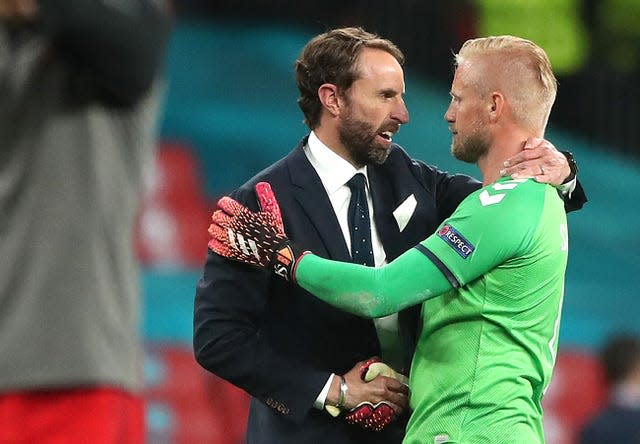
[345,401,396,432]
[208,182,306,281]
[343,358,408,432]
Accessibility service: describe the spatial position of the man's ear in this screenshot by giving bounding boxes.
[488,91,505,123]
[318,83,341,117]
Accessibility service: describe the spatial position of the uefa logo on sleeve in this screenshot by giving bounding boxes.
[437,224,475,259]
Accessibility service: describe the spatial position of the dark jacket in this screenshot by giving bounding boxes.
[193,136,587,444]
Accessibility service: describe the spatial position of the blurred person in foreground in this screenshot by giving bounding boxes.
[580,334,640,443]
[0,1,170,443]
[194,28,585,444]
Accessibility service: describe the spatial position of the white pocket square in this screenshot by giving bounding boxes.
[393,194,417,232]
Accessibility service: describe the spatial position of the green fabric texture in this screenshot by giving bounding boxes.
[296,177,568,443]
[296,249,451,318]
[404,178,568,443]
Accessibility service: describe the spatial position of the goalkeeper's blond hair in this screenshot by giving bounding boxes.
[455,35,557,134]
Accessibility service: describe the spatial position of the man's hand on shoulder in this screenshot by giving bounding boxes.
[500,137,573,186]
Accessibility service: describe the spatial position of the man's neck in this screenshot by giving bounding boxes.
[478,152,509,186]
[478,126,541,186]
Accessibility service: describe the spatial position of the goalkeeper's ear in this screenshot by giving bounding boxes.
[255,182,284,235]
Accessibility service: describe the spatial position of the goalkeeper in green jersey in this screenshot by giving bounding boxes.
[210,35,570,443]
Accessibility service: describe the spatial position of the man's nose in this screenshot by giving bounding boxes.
[392,99,409,124]
[444,105,454,123]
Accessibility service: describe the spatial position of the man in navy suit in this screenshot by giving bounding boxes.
[193,27,586,444]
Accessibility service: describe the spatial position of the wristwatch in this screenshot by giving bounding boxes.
[561,151,578,183]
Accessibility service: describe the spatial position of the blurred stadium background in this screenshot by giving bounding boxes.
[138,2,640,443]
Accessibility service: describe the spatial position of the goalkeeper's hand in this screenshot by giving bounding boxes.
[208,182,306,281]
[345,357,409,431]
[325,357,409,432]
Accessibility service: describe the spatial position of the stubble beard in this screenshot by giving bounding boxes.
[451,124,491,164]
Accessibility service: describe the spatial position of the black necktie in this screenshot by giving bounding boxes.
[347,173,374,267]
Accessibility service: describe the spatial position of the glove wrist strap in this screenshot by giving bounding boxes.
[271,241,307,282]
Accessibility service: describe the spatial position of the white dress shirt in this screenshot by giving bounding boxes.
[304,132,401,409]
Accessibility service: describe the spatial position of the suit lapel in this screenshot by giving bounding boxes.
[368,165,406,261]
[286,141,352,262]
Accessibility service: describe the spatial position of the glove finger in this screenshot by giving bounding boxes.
[217,227,264,264]
[207,221,237,254]
[208,236,234,259]
[370,402,395,431]
[255,182,284,235]
[363,361,386,381]
[378,398,403,416]
[211,209,235,229]
[208,223,234,245]
[217,196,246,216]
[209,237,260,266]
[208,236,226,256]
[359,357,381,381]
[345,403,374,425]
[345,402,396,432]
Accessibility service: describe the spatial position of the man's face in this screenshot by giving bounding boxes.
[337,48,409,166]
[444,62,491,163]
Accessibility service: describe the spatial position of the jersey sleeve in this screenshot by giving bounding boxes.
[418,179,546,288]
[294,247,453,319]
[294,179,549,319]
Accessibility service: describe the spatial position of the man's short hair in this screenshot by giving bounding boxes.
[295,27,404,129]
[454,35,557,134]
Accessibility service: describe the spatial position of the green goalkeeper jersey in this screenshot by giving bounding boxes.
[295,177,569,444]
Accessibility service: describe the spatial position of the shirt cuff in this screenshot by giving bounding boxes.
[313,373,335,410]
[557,177,576,198]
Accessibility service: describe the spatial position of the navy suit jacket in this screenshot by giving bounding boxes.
[193,136,587,444]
